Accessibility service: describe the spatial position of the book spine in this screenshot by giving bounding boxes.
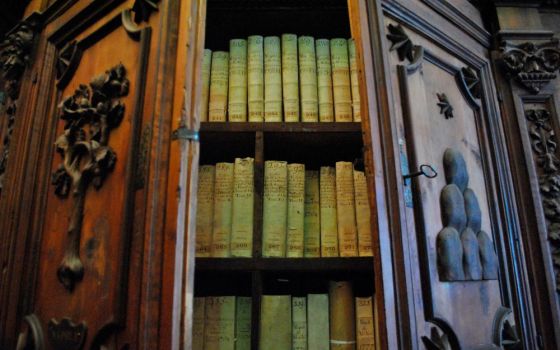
[192,297,206,350]
[195,165,215,257]
[307,294,330,350]
[248,35,264,122]
[204,296,236,350]
[231,158,254,257]
[264,36,282,122]
[336,161,358,257]
[354,170,373,257]
[260,295,292,349]
[208,51,229,122]
[287,163,305,257]
[235,297,252,350]
[212,162,234,257]
[316,39,334,122]
[229,39,248,122]
[330,39,352,122]
[282,34,300,122]
[348,39,361,122]
[299,36,318,122]
[320,166,339,257]
[201,49,212,122]
[304,170,321,257]
[262,161,288,257]
[329,281,356,350]
[292,297,307,350]
[356,297,375,350]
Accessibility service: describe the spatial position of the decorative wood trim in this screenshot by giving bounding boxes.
[492,306,521,349]
[387,23,415,62]
[15,314,45,350]
[457,66,482,105]
[56,40,81,89]
[47,317,87,350]
[436,93,454,119]
[131,0,160,23]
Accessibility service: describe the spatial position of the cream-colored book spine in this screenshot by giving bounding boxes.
[329,281,356,350]
[248,35,264,122]
[204,296,236,350]
[304,170,321,257]
[260,295,292,350]
[201,49,212,122]
[287,163,305,257]
[282,34,299,122]
[356,297,375,350]
[195,165,215,257]
[336,162,358,257]
[211,162,234,257]
[348,39,361,122]
[229,39,248,122]
[316,39,334,122]
[330,39,352,122]
[192,297,206,350]
[299,36,318,122]
[235,297,252,350]
[307,294,330,350]
[354,170,373,257]
[320,166,339,257]
[264,36,282,122]
[292,297,307,350]
[262,161,288,257]
[208,51,229,122]
[231,158,254,257]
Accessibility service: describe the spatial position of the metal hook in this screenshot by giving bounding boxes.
[403,164,438,180]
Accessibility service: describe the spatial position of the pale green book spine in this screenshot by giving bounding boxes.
[195,165,215,257]
[292,297,307,350]
[209,51,229,122]
[282,34,299,122]
[354,170,373,257]
[211,163,234,257]
[336,162,358,257]
[287,163,305,257]
[262,161,288,257]
[248,35,264,122]
[356,297,375,350]
[201,49,212,122]
[264,36,282,122]
[307,294,330,350]
[192,297,206,350]
[330,39,352,122]
[299,36,318,122]
[231,157,254,257]
[348,39,361,122]
[304,170,321,257]
[316,39,334,122]
[235,297,252,350]
[229,39,248,122]
[260,295,292,350]
[204,296,236,350]
[320,166,339,257]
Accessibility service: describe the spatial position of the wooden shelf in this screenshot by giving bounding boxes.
[200,122,362,133]
[195,257,373,272]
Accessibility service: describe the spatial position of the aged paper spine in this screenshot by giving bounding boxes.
[229,39,248,122]
[354,170,373,257]
[262,161,288,257]
[201,49,212,122]
[330,39,352,122]
[299,36,319,122]
[304,170,321,257]
[348,39,361,122]
[264,36,282,122]
[211,162,234,257]
[231,158,254,257]
[356,297,375,350]
[235,297,252,350]
[282,34,300,122]
[336,161,358,257]
[316,39,334,122]
[307,294,330,350]
[287,163,305,257]
[195,165,215,257]
[260,295,292,349]
[208,51,229,122]
[192,297,206,350]
[292,297,307,350]
[329,281,356,350]
[248,35,264,122]
[320,166,339,257]
[204,296,236,350]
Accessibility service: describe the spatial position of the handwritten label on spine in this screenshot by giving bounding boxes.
[287,163,305,257]
[196,165,215,257]
[248,35,264,122]
[264,36,282,122]
[292,297,307,350]
[204,296,236,349]
[231,158,254,257]
[208,51,229,122]
[282,34,299,122]
[299,36,318,122]
[330,39,352,122]
[193,297,206,350]
[262,161,288,257]
[229,39,248,122]
[356,297,375,350]
[211,162,234,257]
[320,166,339,256]
[354,170,373,257]
[348,39,361,122]
[201,49,212,122]
[236,297,252,350]
[336,161,358,256]
[316,39,334,122]
[304,170,321,257]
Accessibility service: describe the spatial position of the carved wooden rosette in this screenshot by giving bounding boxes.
[51,64,129,291]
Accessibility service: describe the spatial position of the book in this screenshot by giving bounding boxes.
[229,39,248,122]
[307,294,330,350]
[235,297,252,350]
[201,49,212,122]
[348,39,361,122]
[192,297,206,350]
[282,34,299,122]
[211,162,234,257]
[316,39,334,122]
[320,166,339,257]
[231,158,254,257]
[264,36,282,122]
[204,296,236,350]
[329,281,356,350]
[208,51,229,122]
[299,36,319,122]
[195,165,215,257]
[330,39,352,122]
[354,170,373,257]
[356,297,375,350]
[304,170,321,257]
[287,163,305,257]
[336,162,358,257]
[262,161,288,257]
[292,297,307,350]
[260,295,292,350]
[248,35,264,122]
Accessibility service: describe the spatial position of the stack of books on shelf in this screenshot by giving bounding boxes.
[201,35,361,123]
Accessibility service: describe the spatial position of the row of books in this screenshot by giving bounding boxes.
[201,35,361,123]
[195,159,374,258]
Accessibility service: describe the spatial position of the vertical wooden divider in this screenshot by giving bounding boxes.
[252,129,265,349]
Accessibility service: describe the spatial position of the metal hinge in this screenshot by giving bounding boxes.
[172,126,199,141]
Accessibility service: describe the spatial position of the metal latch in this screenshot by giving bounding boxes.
[172,126,199,141]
